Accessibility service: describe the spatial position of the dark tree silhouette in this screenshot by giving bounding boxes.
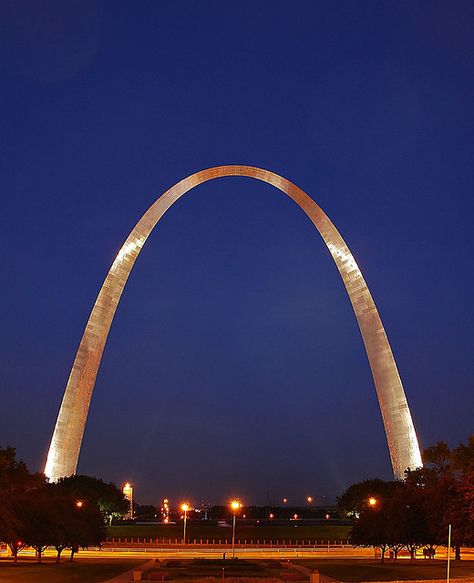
[52,474,129,525]
[347,436,474,562]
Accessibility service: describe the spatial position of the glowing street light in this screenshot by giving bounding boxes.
[75,500,83,508]
[368,497,378,508]
[230,500,241,558]
[122,482,133,520]
[306,496,313,503]
[181,503,189,544]
[282,498,288,504]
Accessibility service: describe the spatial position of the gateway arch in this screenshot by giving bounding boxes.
[45,165,422,482]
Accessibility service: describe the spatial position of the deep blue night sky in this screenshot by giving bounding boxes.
[1,1,473,506]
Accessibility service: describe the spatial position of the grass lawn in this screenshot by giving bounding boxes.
[162,558,275,579]
[140,559,474,582]
[0,558,144,583]
[298,559,474,581]
[108,524,352,543]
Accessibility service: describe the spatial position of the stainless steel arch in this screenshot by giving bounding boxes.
[45,165,422,481]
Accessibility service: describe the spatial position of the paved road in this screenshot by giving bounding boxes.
[2,547,376,560]
[3,546,473,561]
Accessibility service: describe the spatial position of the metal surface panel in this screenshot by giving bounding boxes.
[44,166,422,481]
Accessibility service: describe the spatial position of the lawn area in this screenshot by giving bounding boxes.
[108,524,352,543]
[298,559,474,582]
[0,558,144,583]
[162,558,276,579]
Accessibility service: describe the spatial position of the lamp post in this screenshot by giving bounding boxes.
[447,524,452,583]
[230,500,241,559]
[122,482,133,520]
[181,503,189,545]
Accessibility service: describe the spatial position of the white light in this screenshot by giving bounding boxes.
[112,238,144,268]
[327,242,359,273]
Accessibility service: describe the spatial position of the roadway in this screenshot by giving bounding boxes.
[4,545,473,561]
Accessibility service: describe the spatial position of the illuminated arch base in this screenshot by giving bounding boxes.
[45,166,422,481]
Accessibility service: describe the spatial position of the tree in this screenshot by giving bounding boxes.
[63,500,106,561]
[422,435,474,560]
[348,480,408,562]
[351,498,391,561]
[0,447,46,563]
[39,489,107,562]
[337,478,397,519]
[20,494,57,563]
[342,436,474,563]
[0,447,111,563]
[48,496,80,563]
[424,442,452,473]
[0,446,45,495]
[452,435,474,472]
[52,475,129,525]
[405,467,448,561]
[0,498,27,563]
[389,481,428,562]
[452,435,474,546]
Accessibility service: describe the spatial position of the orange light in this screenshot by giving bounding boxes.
[231,500,241,511]
[269,513,274,519]
[307,496,313,503]
[368,497,378,507]
[181,503,189,512]
[75,500,83,508]
[283,498,288,503]
[293,513,298,519]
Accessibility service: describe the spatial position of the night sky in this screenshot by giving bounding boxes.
[1,1,473,506]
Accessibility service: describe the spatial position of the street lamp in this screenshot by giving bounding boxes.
[75,500,83,508]
[122,482,133,520]
[368,497,378,508]
[181,503,189,545]
[230,500,241,558]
